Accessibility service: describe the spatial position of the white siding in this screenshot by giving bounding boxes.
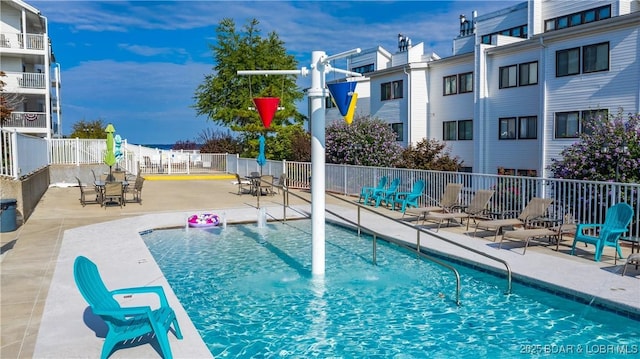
[427,57,475,167]
[369,71,408,147]
[325,0,639,175]
[453,35,474,56]
[407,67,428,146]
[543,24,640,171]
[541,0,622,21]
[484,46,542,174]
[476,2,528,38]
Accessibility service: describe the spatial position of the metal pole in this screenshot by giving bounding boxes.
[236,49,360,277]
[309,51,327,276]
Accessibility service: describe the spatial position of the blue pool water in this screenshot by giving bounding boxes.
[142,220,639,358]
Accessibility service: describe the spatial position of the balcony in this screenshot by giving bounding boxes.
[1,71,46,91]
[3,112,47,129]
[0,32,45,51]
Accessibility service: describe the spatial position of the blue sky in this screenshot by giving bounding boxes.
[32,0,518,145]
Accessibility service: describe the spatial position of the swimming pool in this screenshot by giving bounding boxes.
[142,220,639,358]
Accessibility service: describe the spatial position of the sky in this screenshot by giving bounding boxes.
[32,0,519,145]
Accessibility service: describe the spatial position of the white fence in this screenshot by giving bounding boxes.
[230,157,640,239]
[0,129,49,178]
[48,139,227,174]
[2,134,638,238]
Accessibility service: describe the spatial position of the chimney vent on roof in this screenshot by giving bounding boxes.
[459,13,473,37]
[398,33,411,52]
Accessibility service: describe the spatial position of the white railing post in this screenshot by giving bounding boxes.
[10,131,19,179]
[75,137,80,166]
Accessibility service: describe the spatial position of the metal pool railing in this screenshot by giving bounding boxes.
[326,192,513,296]
[275,186,463,306]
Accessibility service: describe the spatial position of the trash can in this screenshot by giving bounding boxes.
[0,198,18,233]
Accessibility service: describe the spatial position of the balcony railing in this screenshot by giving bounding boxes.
[4,112,47,128]
[0,32,45,51]
[0,71,46,90]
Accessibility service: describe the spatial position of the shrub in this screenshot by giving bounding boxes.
[325,115,402,167]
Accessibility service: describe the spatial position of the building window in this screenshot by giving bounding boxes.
[557,16,569,29]
[381,80,403,101]
[391,123,403,141]
[569,13,582,26]
[481,24,527,44]
[555,112,580,138]
[443,75,457,95]
[583,42,609,73]
[581,109,608,135]
[352,63,374,74]
[556,47,580,77]
[584,9,596,23]
[443,121,457,140]
[458,120,473,140]
[545,19,555,31]
[518,116,537,139]
[498,167,516,176]
[545,5,611,32]
[499,117,517,139]
[517,169,538,177]
[519,62,538,86]
[597,6,611,20]
[499,65,517,88]
[459,72,473,93]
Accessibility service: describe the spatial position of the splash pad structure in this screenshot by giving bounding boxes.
[238,48,363,276]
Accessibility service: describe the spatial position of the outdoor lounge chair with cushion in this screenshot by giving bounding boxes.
[473,197,553,241]
[403,183,463,220]
[358,176,387,205]
[373,178,401,208]
[73,256,183,359]
[499,227,561,255]
[571,202,634,262]
[389,179,425,212]
[498,212,577,253]
[422,189,495,231]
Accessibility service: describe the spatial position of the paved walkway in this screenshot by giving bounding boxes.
[1,176,639,358]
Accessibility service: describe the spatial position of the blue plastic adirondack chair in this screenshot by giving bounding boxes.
[390,179,426,212]
[73,256,183,359]
[570,203,634,262]
[358,176,387,205]
[374,178,401,207]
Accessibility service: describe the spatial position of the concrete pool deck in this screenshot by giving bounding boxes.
[1,176,639,358]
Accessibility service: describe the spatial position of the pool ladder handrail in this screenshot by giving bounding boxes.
[279,187,464,305]
[325,192,513,295]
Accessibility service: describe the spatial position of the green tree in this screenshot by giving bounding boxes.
[397,138,462,171]
[69,119,107,139]
[198,128,243,154]
[193,18,305,149]
[172,140,199,150]
[268,124,310,162]
[325,115,402,167]
[549,110,640,183]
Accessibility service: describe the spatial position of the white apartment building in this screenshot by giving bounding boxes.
[327,0,640,177]
[0,0,60,139]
